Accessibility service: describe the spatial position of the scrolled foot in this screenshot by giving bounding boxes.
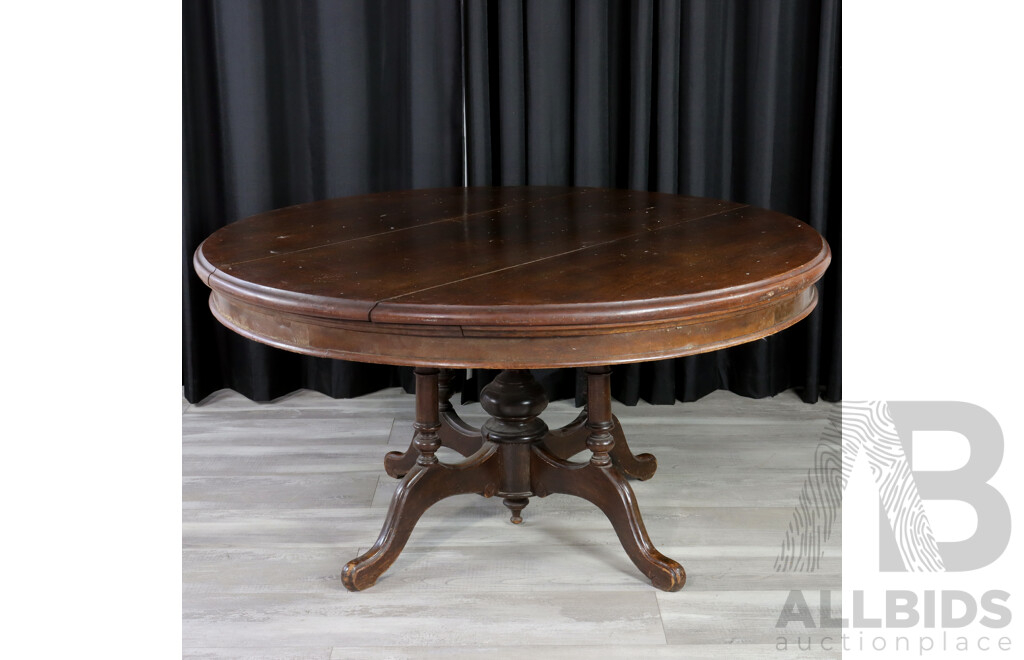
[650,560,687,592]
[344,445,499,591]
[619,452,658,480]
[531,445,685,592]
[383,448,417,479]
[609,415,658,480]
[384,419,484,480]
[341,558,377,591]
[538,412,659,481]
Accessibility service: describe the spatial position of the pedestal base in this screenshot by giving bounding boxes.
[343,368,685,592]
[383,370,658,481]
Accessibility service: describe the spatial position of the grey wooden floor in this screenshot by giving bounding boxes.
[183,386,841,659]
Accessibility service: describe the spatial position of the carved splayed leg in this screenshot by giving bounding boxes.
[356,367,682,591]
[343,447,500,590]
[531,447,685,591]
[531,366,685,591]
[345,368,499,590]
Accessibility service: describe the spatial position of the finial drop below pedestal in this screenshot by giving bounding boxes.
[503,497,528,524]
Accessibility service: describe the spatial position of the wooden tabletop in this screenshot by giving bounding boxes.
[195,187,830,368]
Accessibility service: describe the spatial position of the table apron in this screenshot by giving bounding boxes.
[207,285,818,369]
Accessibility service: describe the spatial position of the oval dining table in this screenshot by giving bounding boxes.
[193,186,830,592]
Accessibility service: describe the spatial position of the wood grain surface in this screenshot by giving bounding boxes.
[194,187,830,368]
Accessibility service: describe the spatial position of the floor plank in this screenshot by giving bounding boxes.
[184,590,666,648]
[657,589,843,645]
[326,644,840,660]
[186,649,330,660]
[183,386,840,657]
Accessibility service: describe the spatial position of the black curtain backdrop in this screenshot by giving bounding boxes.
[183,0,840,406]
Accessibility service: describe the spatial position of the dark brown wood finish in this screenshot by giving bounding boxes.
[194,186,830,591]
[343,367,685,592]
[195,187,828,369]
[384,370,656,481]
[199,187,579,269]
[540,411,658,481]
[384,369,485,479]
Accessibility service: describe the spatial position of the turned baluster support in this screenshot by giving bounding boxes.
[412,368,441,465]
[584,367,615,466]
[384,368,484,478]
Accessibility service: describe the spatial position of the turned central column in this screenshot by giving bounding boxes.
[478,369,549,524]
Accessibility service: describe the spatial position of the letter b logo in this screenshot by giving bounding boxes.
[880,402,1010,571]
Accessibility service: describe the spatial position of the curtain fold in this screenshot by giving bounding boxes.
[460,0,840,405]
[183,0,840,405]
[183,0,463,403]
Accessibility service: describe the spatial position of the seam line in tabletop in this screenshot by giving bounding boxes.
[211,189,585,269]
[368,204,751,311]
